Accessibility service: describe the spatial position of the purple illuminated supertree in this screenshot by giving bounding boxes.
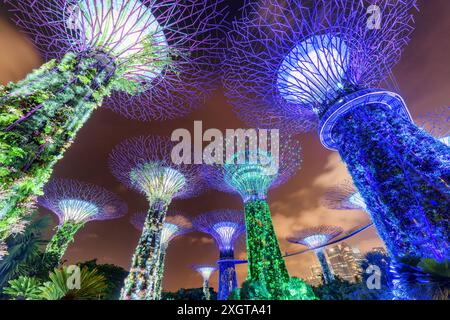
[204,131,314,299]
[0,0,222,244]
[287,226,343,284]
[321,181,366,211]
[109,135,203,300]
[38,178,127,262]
[225,0,450,260]
[193,209,245,300]
[130,211,191,300]
[192,264,217,300]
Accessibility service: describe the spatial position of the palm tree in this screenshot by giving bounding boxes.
[40,267,107,300]
[0,216,50,290]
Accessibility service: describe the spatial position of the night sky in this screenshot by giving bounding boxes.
[0,0,449,292]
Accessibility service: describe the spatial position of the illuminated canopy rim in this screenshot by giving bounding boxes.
[203,133,301,197]
[109,135,204,200]
[321,180,366,211]
[224,0,418,133]
[287,225,343,249]
[192,209,245,252]
[38,178,127,224]
[192,264,217,280]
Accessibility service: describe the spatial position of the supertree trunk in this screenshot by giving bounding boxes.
[0,51,116,241]
[333,104,450,260]
[203,279,211,300]
[151,247,167,300]
[217,258,238,300]
[120,200,168,300]
[46,221,85,263]
[244,198,290,299]
[315,249,334,284]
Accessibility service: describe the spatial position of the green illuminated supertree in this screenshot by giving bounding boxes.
[0,0,222,245]
[130,211,191,300]
[109,135,203,300]
[192,264,217,300]
[38,178,127,262]
[204,131,316,299]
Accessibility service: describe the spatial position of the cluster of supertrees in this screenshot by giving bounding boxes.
[0,0,448,302]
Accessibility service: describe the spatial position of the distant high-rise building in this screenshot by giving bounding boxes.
[325,242,363,283]
[307,265,323,287]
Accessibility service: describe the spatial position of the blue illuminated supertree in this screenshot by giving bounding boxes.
[38,178,127,262]
[192,264,217,300]
[193,209,245,300]
[130,211,191,300]
[0,0,222,244]
[287,226,343,284]
[204,131,315,299]
[225,0,449,261]
[109,135,203,300]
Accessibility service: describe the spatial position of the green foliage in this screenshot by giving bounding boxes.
[240,279,271,300]
[0,52,115,242]
[162,287,217,301]
[46,221,85,262]
[39,266,107,300]
[0,215,51,290]
[280,277,318,300]
[3,276,42,300]
[239,278,317,300]
[78,259,128,300]
[313,277,360,300]
[244,199,290,299]
[228,288,241,300]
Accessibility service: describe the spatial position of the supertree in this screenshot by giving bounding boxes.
[38,178,127,262]
[0,0,222,245]
[130,211,191,300]
[192,264,217,300]
[109,135,203,300]
[225,0,450,261]
[204,131,315,299]
[193,209,246,300]
[287,226,343,284]
[321,181,366,212]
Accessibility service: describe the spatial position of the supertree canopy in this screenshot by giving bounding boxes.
[192,264,217,301]
[322,181,366,211]
[225,0,450,261]
[193,209,245,300]
[0,0,222,245]
[109,135,203,300]
[287,226,343,284]
[130,211,191,300]
[204,132,315,299]
[38,178,127,261]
